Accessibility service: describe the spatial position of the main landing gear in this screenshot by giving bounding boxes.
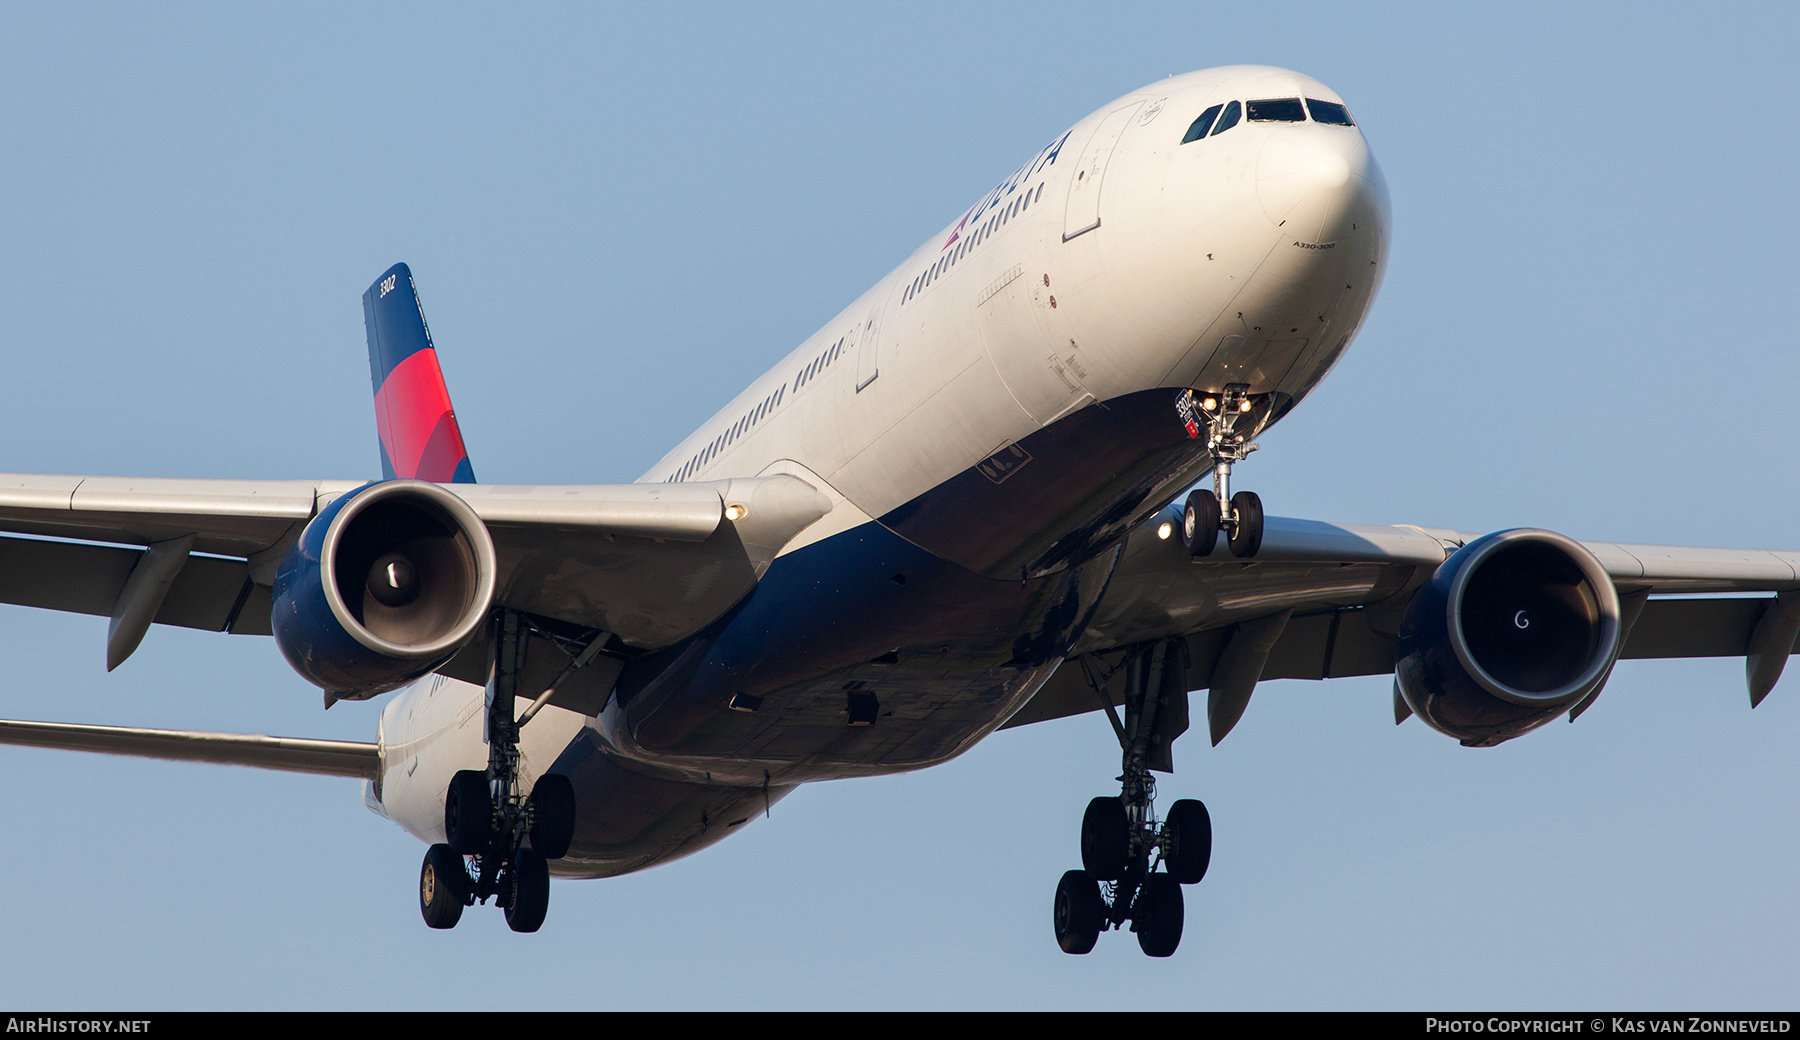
[420,608,578,933]
[1180,382,1265,559]
[1055,639,1212,957]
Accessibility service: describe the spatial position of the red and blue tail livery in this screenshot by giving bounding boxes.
[363,263,475,484]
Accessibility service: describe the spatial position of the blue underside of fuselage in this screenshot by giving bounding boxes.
[547,386,1227,876]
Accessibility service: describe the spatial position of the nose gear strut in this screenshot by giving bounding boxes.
[1179,383,1266,558]
[1053,638,1213,957]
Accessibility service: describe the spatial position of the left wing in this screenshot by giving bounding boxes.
[1007,509,1800,733]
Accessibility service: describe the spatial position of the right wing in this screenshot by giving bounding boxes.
[0,471,830,666]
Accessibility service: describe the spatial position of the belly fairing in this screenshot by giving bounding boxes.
[597,515,1118,786]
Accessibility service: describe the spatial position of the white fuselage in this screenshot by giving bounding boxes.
[370,65,1391,870]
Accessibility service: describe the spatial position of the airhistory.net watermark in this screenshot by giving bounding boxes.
[4,1019,150,1034]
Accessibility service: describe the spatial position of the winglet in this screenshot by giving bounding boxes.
[363,263,476,484]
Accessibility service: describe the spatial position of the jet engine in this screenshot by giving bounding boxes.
[272,480,496,698]
[1394,529,1621,746]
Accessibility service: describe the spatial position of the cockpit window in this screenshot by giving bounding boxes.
[1182,104,1223,145]
[1210,100,1241,137]
[1247,98,1306,122]
[1305,98,1355,126]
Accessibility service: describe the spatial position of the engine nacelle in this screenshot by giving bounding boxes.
[272,480,496,699]
[1395,529,1621,746]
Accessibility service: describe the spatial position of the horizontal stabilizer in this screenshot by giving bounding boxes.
[0,718,378,779]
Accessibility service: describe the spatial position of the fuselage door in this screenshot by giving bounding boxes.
[855,284,889,392]
[1062,101,1143,242]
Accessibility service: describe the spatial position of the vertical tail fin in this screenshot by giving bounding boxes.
[362,263,476,484]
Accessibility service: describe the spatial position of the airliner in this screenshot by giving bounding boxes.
[0,65,1792,957]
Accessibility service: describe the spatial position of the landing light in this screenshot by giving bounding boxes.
[1156,522,1173,540]
[1201,397,1218,411]
[725,504,748,521]
[1238,400,1253,413]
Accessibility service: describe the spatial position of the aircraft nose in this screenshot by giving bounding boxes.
[1255,123,1379,245]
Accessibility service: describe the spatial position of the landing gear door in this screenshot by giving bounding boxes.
[1063,101,1143,242]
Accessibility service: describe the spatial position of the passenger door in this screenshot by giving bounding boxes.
[855,280,893,392]
[1062,101,1144,242]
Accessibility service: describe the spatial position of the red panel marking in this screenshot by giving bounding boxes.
[414,412,468,484]
[372,348,468,481]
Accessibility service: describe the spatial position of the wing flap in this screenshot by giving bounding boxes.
[0,718,378,779]
[1620,597,1771,659]
[0,534,257,636]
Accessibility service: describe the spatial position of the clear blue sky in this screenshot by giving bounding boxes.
[0,1,1794,1010]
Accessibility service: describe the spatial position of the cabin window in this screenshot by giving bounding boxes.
[1247,98,1305,122]
[1182,104,1223,144]
[1306,98,1354,126]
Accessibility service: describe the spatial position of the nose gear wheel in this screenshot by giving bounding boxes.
[1180,383,1267,558]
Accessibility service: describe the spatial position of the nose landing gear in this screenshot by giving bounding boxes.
[420,608,581,933]
[1179,383,1265,559]
[1054,639,1213,957]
